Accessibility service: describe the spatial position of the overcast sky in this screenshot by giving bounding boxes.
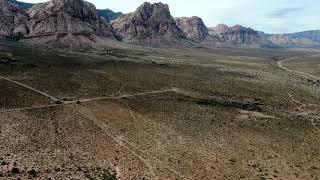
[23,0,320,33]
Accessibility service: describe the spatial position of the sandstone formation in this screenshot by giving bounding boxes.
[25,0,117,46]
[1,0,320,48]
[175,16,208,42]
[111,2,184,45]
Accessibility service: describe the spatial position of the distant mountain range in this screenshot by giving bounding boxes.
[97,9,123,21]
[1,0,319,48]
[265,31,320,48]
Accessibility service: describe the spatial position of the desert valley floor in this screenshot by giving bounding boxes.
[0,41,320,179]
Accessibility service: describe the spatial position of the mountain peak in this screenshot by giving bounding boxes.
[26,0,117,47]
[175,16,208,42]
[111,2,184,45]
[135,2,171,21]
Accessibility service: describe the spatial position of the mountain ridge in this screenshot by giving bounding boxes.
[111,2,185,46]
[1,0,320,48]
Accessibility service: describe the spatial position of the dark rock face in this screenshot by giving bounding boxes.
[175,16,208,42]
[97,9,123,21]
[0,0,30,38]
[111,2,184,44]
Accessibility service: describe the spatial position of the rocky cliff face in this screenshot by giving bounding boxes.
[25,0,117,46]
[28,0,115,37]
[111,2,184,44]
[0,0,29,38]
[175,16,208,42]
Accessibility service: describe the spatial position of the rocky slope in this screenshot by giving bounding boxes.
[0,0,30,38]
[175,16,208,42]
[111,2,185,45]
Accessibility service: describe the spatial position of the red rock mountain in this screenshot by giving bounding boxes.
[25,0,116,46]
[111,2,184,45]
[1,0,320,48]
[175,16,208,42]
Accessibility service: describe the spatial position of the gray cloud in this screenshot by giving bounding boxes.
[267,7,304,18]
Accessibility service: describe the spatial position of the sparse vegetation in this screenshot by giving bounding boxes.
[0,40,319,179]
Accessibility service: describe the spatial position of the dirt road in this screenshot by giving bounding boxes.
[0,76,61,102]
[277,55,320,80]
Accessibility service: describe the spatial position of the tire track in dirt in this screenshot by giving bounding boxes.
[78,106,159,179]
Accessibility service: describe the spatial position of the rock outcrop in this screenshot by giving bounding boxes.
[25,0,117,46]
[111,2,184,45]
[175,16,208,42]
[0,0,29,38]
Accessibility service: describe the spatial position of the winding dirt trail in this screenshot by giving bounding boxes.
[288,93,320,126]
[277,55,320,126]
[277,55,320,80]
